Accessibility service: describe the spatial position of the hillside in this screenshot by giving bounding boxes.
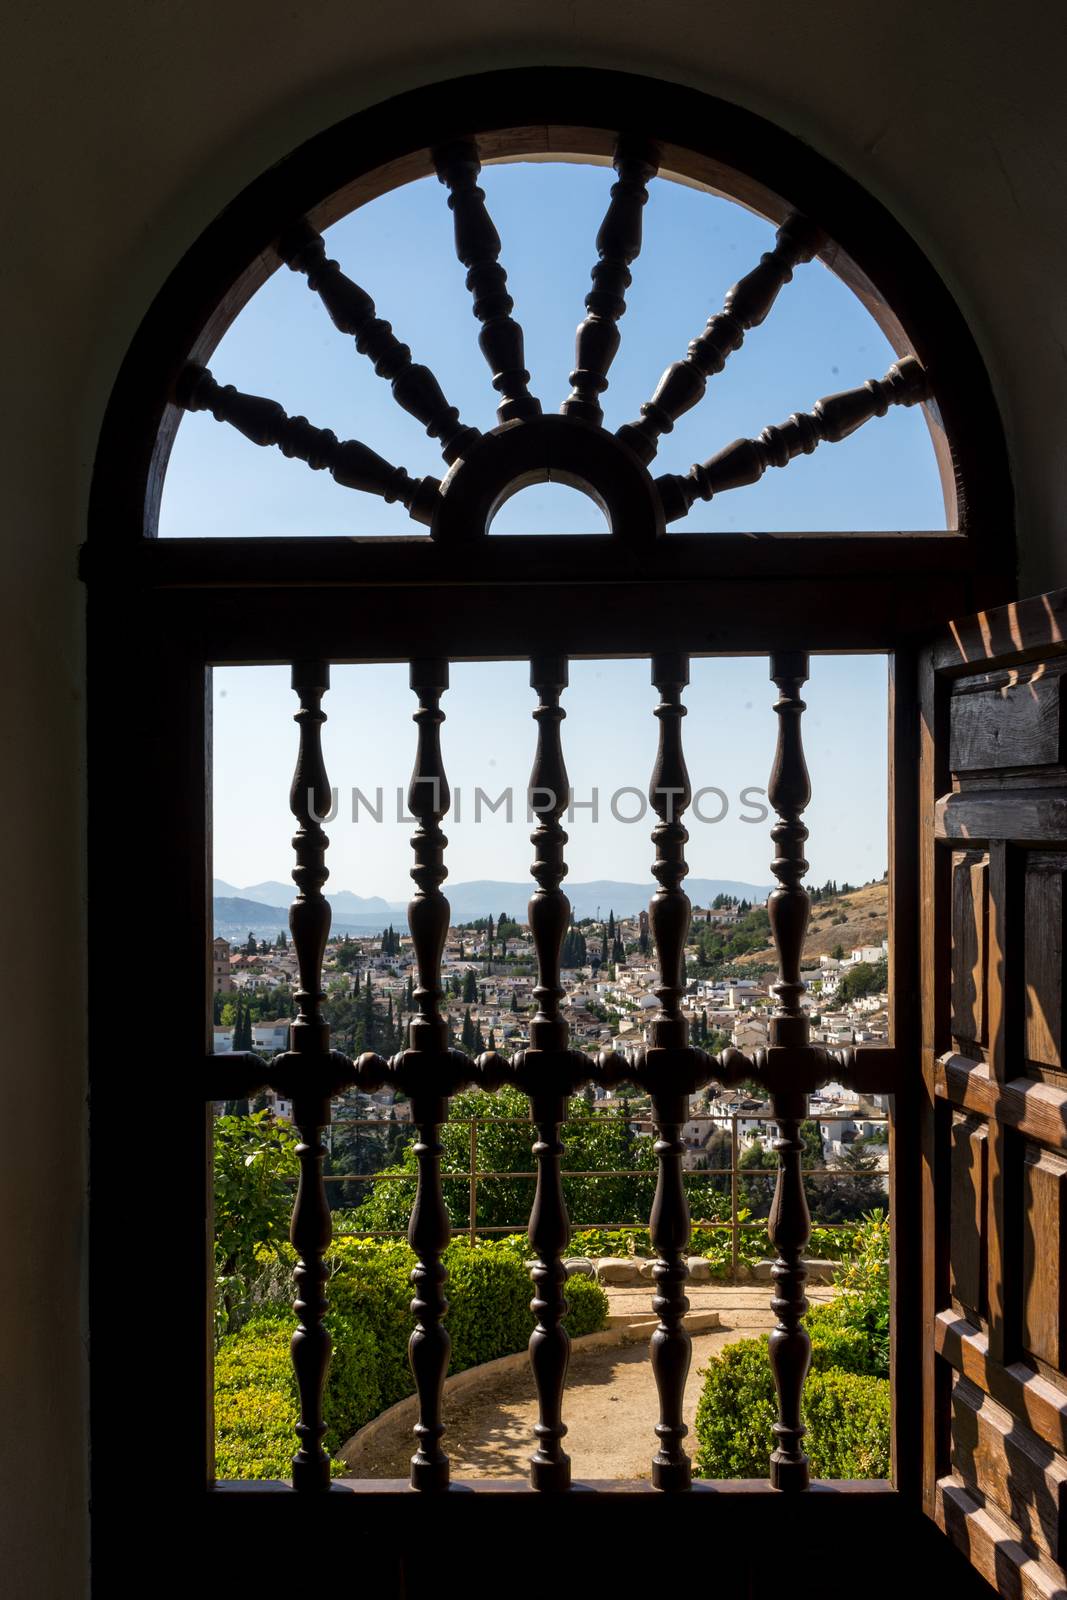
[733,880,888,970]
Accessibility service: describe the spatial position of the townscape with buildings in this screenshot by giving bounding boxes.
[210,885,890,1182]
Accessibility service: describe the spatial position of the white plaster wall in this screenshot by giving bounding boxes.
[3,3,1065,1591]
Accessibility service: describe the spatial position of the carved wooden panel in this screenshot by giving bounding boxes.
[949,1113,988,1326]
[1027,857,1067,1072]
[949,666,1065,775]
[951,850,989,1056]
[951,1374,1067,1563]
[926,593,1067,1597]
[1022,1144,1067,1374]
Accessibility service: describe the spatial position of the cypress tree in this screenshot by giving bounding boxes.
[362,970,376,1048]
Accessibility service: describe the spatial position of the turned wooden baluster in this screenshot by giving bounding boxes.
[177,365,440,524]
[561,138,659,425]
[766,651,814,1491]
[655,354,930,522]
[287,661,335,1491]
[617,213,824,465]
[525,655,575,1491]
[279,220,478,464]
[405,658,454,1490]
[646,653,695,1490]
[433,139,540,424]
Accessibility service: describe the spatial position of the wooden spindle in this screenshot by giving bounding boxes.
[433,139,541,424]
[561,138,658,425]
[655,354,930,521]
[405,658,453,1491]
[766,651,814,1492]
[528,655,571,1052]
[177,365,440,524]
[287,660,334,1492]
[648,654,693,1044]
[646,652,694,1490]
[279,220,479,464]
[617,213,824,465]
[524,655,574,1491]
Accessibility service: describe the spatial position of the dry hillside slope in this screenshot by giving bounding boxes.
[736,880,888,970]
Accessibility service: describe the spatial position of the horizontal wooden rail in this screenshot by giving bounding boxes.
[934,1053,1067,1152]
[935,1311,1067,1457]
[934,787,1067,845]
[212,1476,897,1497]
[205,1044,900,1103]
[115,578,964,658]
[91,530,968,589]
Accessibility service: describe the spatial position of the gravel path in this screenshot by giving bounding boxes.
[349,1286,835,1481]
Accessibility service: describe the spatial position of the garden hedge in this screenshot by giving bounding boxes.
[215,1235,608,1479]
[693,1212,891,1480]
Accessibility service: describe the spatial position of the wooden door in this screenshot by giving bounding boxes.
[922,586,1067,1597]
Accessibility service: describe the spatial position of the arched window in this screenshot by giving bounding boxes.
[87,68,1016,1593]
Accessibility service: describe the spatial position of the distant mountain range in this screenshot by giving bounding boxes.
[213,877,773,940]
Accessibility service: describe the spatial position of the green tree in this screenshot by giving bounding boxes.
[834,959,888,1004]
[232,996,253,1052]
[462,969,477,1003]
[353,1086,727,1234]
[334,936,362,973]
[738,1121,823,1217]
[812,1140,886,1223]
[213,1112,299,1335]
[246,931,257,954]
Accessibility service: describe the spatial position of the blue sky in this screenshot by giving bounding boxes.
[160,159,945,897]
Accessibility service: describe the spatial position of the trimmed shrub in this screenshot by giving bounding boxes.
[693,1336,778,1479]
[443,1241,538,1371]
[216,1234,609,1478]
[326,1238,415,1407]
[694,1210,891,1480]
[214,1316,379,1480]
[215,1320,301,1481]
[802,1368,890,1478]
[563,1273,610,1337]
[692,1331,890,1479]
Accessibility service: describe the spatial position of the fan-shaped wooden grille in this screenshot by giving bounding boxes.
[176,136,931,548]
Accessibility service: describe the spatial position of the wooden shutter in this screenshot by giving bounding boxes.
[922,587,1067,1597]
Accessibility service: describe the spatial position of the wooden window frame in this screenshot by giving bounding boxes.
[83,66,1014,1586]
